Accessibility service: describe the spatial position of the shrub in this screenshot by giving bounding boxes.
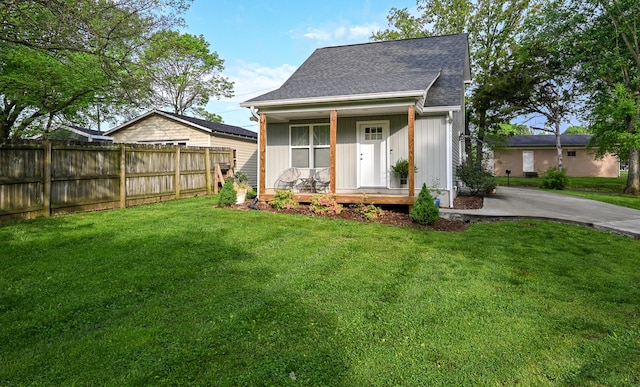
[309,194,343,215]
[354,203,383,220]
[218,179,237,207]
[269,190,299,210]
[246,187,257,199]
[456,163,497,195]
[410,183,440,225]
[541,167,568,190]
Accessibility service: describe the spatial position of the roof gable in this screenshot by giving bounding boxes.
[243,34,469,108]
[106,110,257,139]
[159,111,257,139]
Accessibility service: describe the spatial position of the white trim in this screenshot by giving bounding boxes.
[257,101,417,118]
[419,105,462,114]
[240,90,425,108]
[289,123,330,169]
[446,111,454,208]
[64,126,113,142]
[356,120,390,189]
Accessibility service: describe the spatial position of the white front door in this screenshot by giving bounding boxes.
[357,121,388,187]
[523,151,534,173]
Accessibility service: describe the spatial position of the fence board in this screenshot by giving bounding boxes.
[0,141,234,221]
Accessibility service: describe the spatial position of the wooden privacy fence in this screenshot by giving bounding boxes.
[0,140,235,222]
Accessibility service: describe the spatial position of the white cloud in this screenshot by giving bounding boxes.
[226,61,297,102]
[295,22,380,45]
[303,29,333,41]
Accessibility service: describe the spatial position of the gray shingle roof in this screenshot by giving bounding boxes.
[67,125,106,137]
[503,135,592,147]
[243,34,469,108]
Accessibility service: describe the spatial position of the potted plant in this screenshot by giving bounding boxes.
[391,158,418,185]
[232,170,250,204]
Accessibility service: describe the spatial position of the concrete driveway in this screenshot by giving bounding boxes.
[441,186,640,239]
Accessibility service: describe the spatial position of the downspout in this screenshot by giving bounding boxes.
[250,106,260,121]
[447,111,454,208]
[249,106,262,210]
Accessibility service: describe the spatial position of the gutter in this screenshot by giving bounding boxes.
[250,106,262,199]
[447,111,454,208]
[240,90,425,108]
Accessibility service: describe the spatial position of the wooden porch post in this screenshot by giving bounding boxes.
[408,105,415,198]
[259,113,267,196]
[330,109,337,194]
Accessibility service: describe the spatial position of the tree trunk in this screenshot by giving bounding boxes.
[624,147,640,195]
[555,119,563,170]
[475,110,486,167]
[0,122,10,142]
[465,110,472,166]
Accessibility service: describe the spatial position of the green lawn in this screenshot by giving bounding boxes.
[495,175,640,210]
[1,197,639,385]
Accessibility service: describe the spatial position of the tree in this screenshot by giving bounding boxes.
[496,123,533,136]
[372,0,540,165]
[141,31,233,118]
[0,45,106,139]
[564,126,591,134]
[590,84,640,192]
[556,0,640,194]
[494,35,578,169]
[0,0,191,140]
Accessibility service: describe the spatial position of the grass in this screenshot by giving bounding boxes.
[495,174,640,210]
[1,196,639,385]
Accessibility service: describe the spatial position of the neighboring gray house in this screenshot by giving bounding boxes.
[240,34,471,208]
[37,125,113,143]
[106,110,258,187]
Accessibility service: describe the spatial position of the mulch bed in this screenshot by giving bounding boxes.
[233,195,483,232]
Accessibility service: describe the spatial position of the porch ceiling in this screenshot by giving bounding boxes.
[258,100,418,123]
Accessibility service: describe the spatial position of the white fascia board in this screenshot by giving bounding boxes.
[239,90,424,108]
[90,135,114,141]
[419,105,462,114]
[261,100,417,116]
[64,126,113,141]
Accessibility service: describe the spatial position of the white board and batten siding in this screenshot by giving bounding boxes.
[264,113,451,201]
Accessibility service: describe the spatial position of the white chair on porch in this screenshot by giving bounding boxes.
[313,168,330,193]
[274,167,300,191]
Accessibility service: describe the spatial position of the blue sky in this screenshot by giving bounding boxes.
[181,0,416,131]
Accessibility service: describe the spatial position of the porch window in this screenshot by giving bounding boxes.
[290,124,330,168]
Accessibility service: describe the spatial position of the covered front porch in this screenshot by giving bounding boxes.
[256,107,421,207]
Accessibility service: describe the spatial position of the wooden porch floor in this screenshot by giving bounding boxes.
[259,192,416,205]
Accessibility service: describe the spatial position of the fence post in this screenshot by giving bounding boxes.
[120,144,126,208]
[204,148,212,195]
[42,141,52,217]
[175,146,181,199]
